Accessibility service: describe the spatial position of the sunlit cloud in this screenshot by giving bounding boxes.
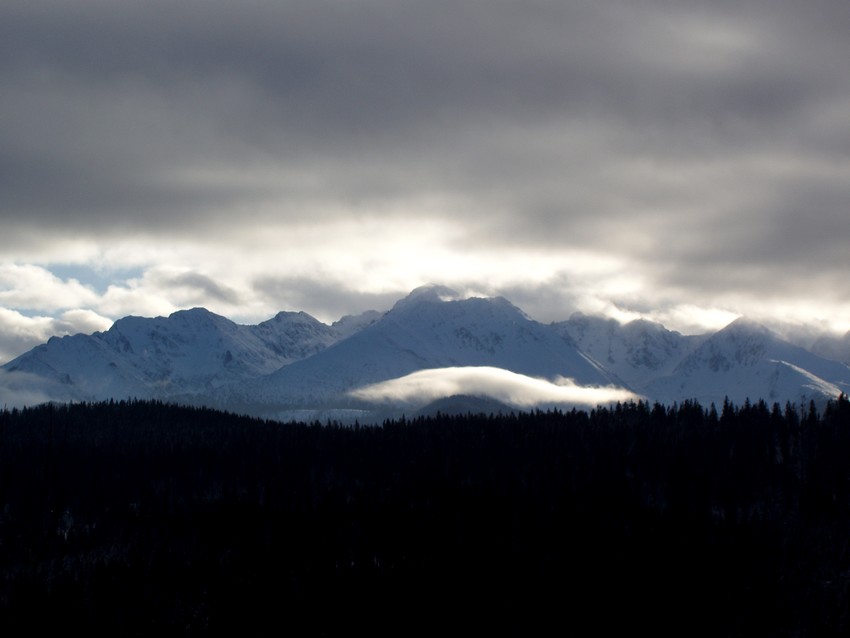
[0,264,99,311]
[55,308,114,335]
[0,307,113,363]
[349,366,640,409]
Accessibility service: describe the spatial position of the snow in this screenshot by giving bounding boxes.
[229,287,622,417]
[3,289,849,415]
[2,307,347,403]
[552,313,704,389]
[643,318,850,409]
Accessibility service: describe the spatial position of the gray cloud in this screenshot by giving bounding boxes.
[1,0,848,338]
[166,272,240,306]
[0,367,84,408]
[0,369,54,409]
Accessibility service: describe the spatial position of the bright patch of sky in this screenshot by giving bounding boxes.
[48,265,145,295]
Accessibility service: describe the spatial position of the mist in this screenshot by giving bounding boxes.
[0,369,66,409]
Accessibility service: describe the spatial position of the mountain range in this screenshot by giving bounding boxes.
[3,284,849,421]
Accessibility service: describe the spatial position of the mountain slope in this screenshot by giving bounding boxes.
[644,318,850,407]
[223,285,622,416]
[551,313,704,390]
[3,308,344,402]
[4,287,849,417]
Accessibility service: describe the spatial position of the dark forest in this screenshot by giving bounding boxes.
[2,396,850,635]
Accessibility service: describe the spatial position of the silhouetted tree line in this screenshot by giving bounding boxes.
[1,395,850,635]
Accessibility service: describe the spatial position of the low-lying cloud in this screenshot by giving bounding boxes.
[349,366,640,409]
[0,368,69,409]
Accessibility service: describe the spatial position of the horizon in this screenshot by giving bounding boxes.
[3,279,849,414]
[5,282,850,366]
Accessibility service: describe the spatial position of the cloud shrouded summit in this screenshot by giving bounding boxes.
[2,0,849,362]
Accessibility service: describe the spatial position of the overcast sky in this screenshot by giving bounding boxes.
[2,0,849,363]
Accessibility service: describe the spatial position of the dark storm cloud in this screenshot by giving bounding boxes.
[1,0,849,312]
[166,273,240,306]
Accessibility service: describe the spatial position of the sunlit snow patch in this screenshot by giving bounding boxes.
[770,359,844,398]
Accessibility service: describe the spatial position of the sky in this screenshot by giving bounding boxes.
[2,0,850,364]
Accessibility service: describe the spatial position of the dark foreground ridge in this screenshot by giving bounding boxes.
[2,396,850,635]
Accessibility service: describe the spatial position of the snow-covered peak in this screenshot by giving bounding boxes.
[108,307,235,341]
[621,318,676,337]
[390,284,462,311]
[106,308,240,352]
[261,310,325,327]
[643,315,850,408]
[388,285,530,327]
[250,311,339,361]
[332,310,384,339]
[692,317,776,371]
[3,305,352,405]
[169,307,240,333]
[168,307,221,321]
[7,287,849,417]
[719,316,771,337]
[552,313,696,389]
[235,286,621,418]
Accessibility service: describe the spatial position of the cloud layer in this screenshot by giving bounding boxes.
[0,368,70,409]
[349,366,639,409]
[2,0,849,361]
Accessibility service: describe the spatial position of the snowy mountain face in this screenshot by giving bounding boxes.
[249,311,344,363]
[2,308,346,402]
[2,332,154,404]
[551,313,703,390]
[644,318,850,408]
[3,286,850,418]
[222,285,622,418]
